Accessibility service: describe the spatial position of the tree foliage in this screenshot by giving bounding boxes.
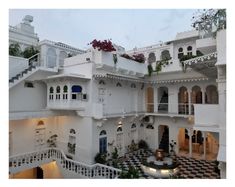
[9,43,21,56]
[191,9,226,34]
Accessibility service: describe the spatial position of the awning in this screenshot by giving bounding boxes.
[72,85,82,93]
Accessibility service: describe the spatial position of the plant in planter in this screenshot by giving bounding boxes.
[47,134,58,148]
[132,53,145,63]
[119,166,139,179]
[147,64,153,76]
[113,53,118,65]
[127,140,138,152]
[89,39,116,52]
[94,152,107,164]
[138,139,149,150]
[68,142,76,154]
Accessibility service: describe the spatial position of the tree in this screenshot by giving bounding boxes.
[191,9,226,36]
[21,46,39,58]
[9,43,21,56]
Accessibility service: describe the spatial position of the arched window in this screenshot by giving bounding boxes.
[131,83,136,88]
[161,50,171,60]
[47,48,57,68]
[187,46,193,57]
[140,123,144,127]
[99,80,105,85]
[69,128,76,134]
[148,52,156,64]
[178,47,184,59]
[117,126,123,132]
[116,82,122,87]
[37,120,44,126]
[59,51,67,67]
[49,87,54,100]
[56,86,61,100]
[71,85,83,100]
[206,85,218,104]
[146,124,154,129]
[99,130,107,154]
[178,86,189,114]
[131,123,136,129]
[63,85,68,100]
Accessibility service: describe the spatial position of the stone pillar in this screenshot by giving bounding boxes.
[188,91,192,115]
[154,86,158,113]
[201,88,206,104]
[188,129,192,157]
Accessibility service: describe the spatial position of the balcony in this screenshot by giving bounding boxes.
[94,51,147,77]
[194,104,220,132]
[92,103,145,119]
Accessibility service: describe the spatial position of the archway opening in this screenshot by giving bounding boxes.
[206,85,218,104]
[158,125,169,153]
[178,86,188,114]
[158,87,168,113]
[146,87,154,112]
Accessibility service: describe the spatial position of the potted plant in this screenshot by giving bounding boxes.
[47,134,58,148]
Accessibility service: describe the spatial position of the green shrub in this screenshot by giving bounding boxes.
[94,152,107,164]
[138,139,149,150]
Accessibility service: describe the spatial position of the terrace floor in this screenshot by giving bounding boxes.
[107,149,220,179]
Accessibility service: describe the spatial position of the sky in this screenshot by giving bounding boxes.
[9,9,196,50]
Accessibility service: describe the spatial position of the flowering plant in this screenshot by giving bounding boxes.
[89,39,116,52]
[120,53,145,63]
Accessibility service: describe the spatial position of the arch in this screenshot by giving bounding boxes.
[131,83,136,88]
[146,124,154,129]
[69,128,76,134]
[187,46,193,56]
[37,120,44,126]
[146,87,154,112]
[47,48,57,68]
[56,86,61,93]
[131,123,136,129]
[99,130,107,154]
[99,130,107,136]
[178,47,184,59]
[148,52,156,64]
[99,80,105,85]
[206,85,218,104]
[49,87,54,93]
[178,86,189,114]
[191,85,202,104]
[161,50,171,60]
[59,51,67,66]
[158,86,168,112]
[72,85,82,93]
[63,85,68,93]
[116,82,122,87]
[117,126,123,132]
[140,123,144,127]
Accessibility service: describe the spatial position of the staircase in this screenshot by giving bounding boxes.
[158,127,169,153]
[158,93,168,112]
[9,148,121,179]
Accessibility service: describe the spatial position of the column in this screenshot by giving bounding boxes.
[188,91,192,115]
[188,129,192,157]
[201,88,205,104]
[203,132,206,159]
[154,86,158,113]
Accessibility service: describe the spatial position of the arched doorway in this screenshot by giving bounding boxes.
[178,86,189,114]
[191,86,202,114]
[158,125,169,153]
[99,130,107,154]
[146,87,154,112]
[35,120,46,150]
[206,85,218,104]
[116,126,124,156]
[158,87,168,113]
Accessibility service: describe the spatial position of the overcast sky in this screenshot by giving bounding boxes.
[9,9,196,50]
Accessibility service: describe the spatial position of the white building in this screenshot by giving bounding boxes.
[9,15,226,179]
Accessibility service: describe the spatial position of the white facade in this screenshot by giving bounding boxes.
[9,15,226,179]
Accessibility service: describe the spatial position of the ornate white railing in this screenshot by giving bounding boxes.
[9,148,121,179]
[183,52,217,66]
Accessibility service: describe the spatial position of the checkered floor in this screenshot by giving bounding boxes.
[107,149,220,179]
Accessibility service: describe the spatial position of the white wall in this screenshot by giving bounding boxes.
[216,29,226,65]
[9,56,28,79]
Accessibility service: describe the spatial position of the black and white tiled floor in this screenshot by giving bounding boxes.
[107,149,220,179]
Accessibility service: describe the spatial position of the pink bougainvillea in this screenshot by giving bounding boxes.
[89,39,116,52]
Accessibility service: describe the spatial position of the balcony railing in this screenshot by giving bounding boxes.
[9,148,121,178]
[103,106,145,117]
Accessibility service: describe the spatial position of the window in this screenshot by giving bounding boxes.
[146,124,154,129]
[117,126,123,132]
[56,86,60,100]
[63,85,68,100]
[140,123,144,127]
[24,81,34,88]
[131,123,136,129]
[69,129,76,134]
[131,83,136,88]
[178,47,184,59]
[148,52,156,64]
[71,85,82,100]
[116,82,122,87]
[187,46,193,56]
[82,94,88,101]
[99,130,107,154]
[49,87,54,100]
[161,50,171,60]
[99,80,105,85]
